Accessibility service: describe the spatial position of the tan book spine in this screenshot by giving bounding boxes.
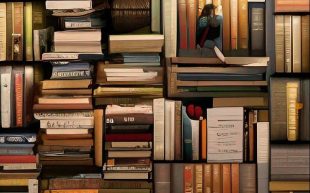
[231,164,240,193]
[301,15,309,72]
[222,164,232,193]
[0,3,6,61]
[12,2,23,61]
[24,2,33,61]
[292,16,302,73]
[238,0,248,49]
[195,164,203,193]
[212,164,222,193]
[15,73,23,127]
[94,109,103,167]
[275,15,285,72]
[203,164,212,193]
[230,0,238,50]
[284,15,292,72]
[222,0,231,52]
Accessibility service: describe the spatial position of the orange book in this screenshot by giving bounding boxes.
[248,111,255,162]
[184,164,194,193]
[94,109,104,167]
[15,73,23,127]
[230,0,238,50]
[238,0,248,49]
[212,164,222,193]
[222,164,232,193]
[222,0,231,52]
[201,119,207,160]
[204,164,212,193]
[275,0,310,13]
[231,164,240,193]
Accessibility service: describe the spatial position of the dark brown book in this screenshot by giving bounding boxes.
[94,109,104,167]
[42,139,93,146]
[178,0,188,50]
[33,104,93,112]
[107,158,150,166]
[37,145,91,152]
[154,164,171,193]
[248,110,255,162]
[301,15,310,72]
[41,89,92,96]
[174,101,182,160]
[40,159,93,166]
[106,113,153,125]
[240,164,256,193]
[24,66,34,126]
[102,180,152,189]
[6,3,13,60]
[250,3,265,56]
[48,178,104,190]
[12,2,23,61]
[257,109,269,122]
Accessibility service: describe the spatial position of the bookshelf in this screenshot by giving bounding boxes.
[0,0,309,193]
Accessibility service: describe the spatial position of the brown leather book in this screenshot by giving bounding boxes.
[94,109,104,167]
[41,79,92,90]
[275,15,285,72]
[222,0,231,52]
[42,139,93,147]
[41,134,93,140]
[230,0,238,50]
[49,178,104,190]
[15,72,23,127]
[222,164,232,193]
[178,0,188,49]
[231,164,240,193]
[174,101,182,160]
[195,164,203,193]
[212,164,222,193]
[238,0,248,50]
[12,2,23,61]
[106,113,153,125]
[186,0,197,49]
[6,2,13,60]
[203,164,212,193]
[301,15,309,72]
[201,119,207,160]
[33,104,93,111]
[184,164,194,193]
[24,66,34,126]
[275,0,310,13]
[248,110,255,162]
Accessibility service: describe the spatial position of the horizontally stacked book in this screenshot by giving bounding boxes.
[103,105,153,186]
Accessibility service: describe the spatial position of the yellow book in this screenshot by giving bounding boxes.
[269,181,310,191]
[0,179,29,186]
[25,2,33,61]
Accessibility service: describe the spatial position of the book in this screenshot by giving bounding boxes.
[0,3,6,61]
[154,164,171,193]
[275,0,310,13]
[163,0,177,57]
[284,15,292,72]
[46,0,93,10]
[207,107,244,162]
[275,15,285,72]
[238,0,248,50]
[213,97,268,107]
[12,2,23,61]
[1,66,12,128]
[269,181,310,192]
[292,16,302,73]
[41,79,92,90]
[240,164,256,193]
[249,2,265,56]
[153,98,165,160]
[301,15,310,72]
[94,109,103,167]
[230,0,238,50]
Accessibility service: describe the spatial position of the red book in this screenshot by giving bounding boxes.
[187,0,197,49]
[184,164,194,193]
[15,73,23,127]
[0,155,37,163]
[105,134,152,142]
[178,0,188,49]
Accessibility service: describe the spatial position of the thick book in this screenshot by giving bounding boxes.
[240,164,256,193]
[41,79,92,90]
[42,52,104,61]
[230,0,238,50]
[222,0,231,52]
[300,79,310,141]
[174,101,182,160]
[46,0,93,10]
[249,2,265,56]
[0,155,36,163]
[5,3,13,61]
[1,66,12,128]
[33,104,93,111]
[213,97,268,107]
[154,164,171,193]
[105,114,153,125]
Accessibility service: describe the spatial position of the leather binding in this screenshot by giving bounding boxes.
[275,15,285,72]
[174,100,182,160]
[248,110,255,162]
[230,0,238,50]
[222,0,231,52]
[195,164,203,193]
[231,164,240,193]
[178,0,188,49]
[284,15,292,72]
[186,0,197,49]
[212,164,222,193]
[292,16,302,73]
[184,164,194,193]
[14,71,23,127]
[238,0,248,50]
[6,3,13,60]
[12,2,23,61]
[201,118,207,160]
[94,109,103,167]
[222,164,232,193]
[24,65,34,126]
[301,15,310,72]
[203,164,212,193]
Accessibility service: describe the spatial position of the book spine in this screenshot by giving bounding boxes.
[201,119,207,160]
[49,179,104,189]
[250,3,265,55]
[24,2,33,61]
[154,164,171,193]
[40,119,94,129]
[238,0,248,49]
[0,3,6,61]
[6,3,13,60]
[15,73,23,127]
[248,110,255,162]
[195,164,203,193]
[151,0,161,33]
[286,82,300,141]
[1,72,12,128]
[28,179,38,193]
[191,119,199,161]
[212,164,222,193]
[24,65,34,126]
[292,16,302,73]
[257,122,269,193]
[230,0,238,50]
[231,164,239,193]
[164,100,172,160]
[222,164,232,193]
[106,114,154,125]
[12,2,23,61]
[178,0,188,49]
[170,101,175,160]
[51,70,91,79]
[171,163,184,193]
[301,15,310,72]
[284,15,292,72]
[163,0,177,57]
[222,0,231,52]
[94,109,103,167]
[187,0,197,49]
[275,15,285,72]
[184,164,194,193]
[203,164,212,193]
[183,106,192,161]
[153,98,165,160]
[174,101,182,160]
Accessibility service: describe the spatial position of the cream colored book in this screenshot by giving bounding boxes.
[46,128,89,135]
[153,98,165,160]
[163,0,177,57]
[284,15,292,72]
[292,16,302,73]
[0,3,6,61]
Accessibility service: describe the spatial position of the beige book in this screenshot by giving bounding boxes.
[230,0,238,50]
[275,15,285,72]
[38,97,91,104]
[284,16,292,72]
[46,128,90,135]
[54,29,101,41]
[108,151,151,158]
[153,98,165,160]
[292,16,302,73]
[163,0,177,57]
[151,0,161,33]
[0,3,6,61]
[213,97,268,107]
[238,0,248,49]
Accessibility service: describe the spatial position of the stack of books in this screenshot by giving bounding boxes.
[103,104,153,190]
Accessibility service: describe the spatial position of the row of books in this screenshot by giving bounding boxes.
[153,99,269,162]
[275,15,310,73]
[0,65,34,128]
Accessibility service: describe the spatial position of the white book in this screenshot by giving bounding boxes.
[40,119,94,129]
[106,105,153,115]
[1,163,37,170]
[207,107,244,162]
[104,68,144,73]
[163,0,177,57]
[0,3,6,61]
[153,98,165,160]
[1,72,12,128]
[257,122,269,193]
[34,111,94,120]
[191,119,200,161]
[46,128,89,135]
[28,179,39,193]
[46,0,92,10]
[105,72,157,77]
[164,100,172,160]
